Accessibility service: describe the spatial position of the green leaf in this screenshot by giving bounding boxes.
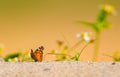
[77,21,94,27]
[94,21,112,32]
[74,53,80,61]
[92,25,100,32]
[70,53,80,61]
[94,22,104,32]
[4,52,21,61]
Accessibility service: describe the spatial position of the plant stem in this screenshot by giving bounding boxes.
[68,41,82,52]
[76,42,89,61]
[92,32,101,61]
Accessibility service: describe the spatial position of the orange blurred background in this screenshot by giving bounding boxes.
[0,0,120,61]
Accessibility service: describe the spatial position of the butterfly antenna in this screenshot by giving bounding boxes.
[39,46,44,51]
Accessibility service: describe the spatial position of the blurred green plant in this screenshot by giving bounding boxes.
[104,51,120,62]
[4,50,33,62]
[47,40,69,61]
[78,4,116,61]
[22,50,33,62]
[47,32,94,61]
[70,32,94,61]
[70,43,89,61]
[4,52,21,62]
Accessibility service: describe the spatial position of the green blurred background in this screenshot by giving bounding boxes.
[0,0,119,61]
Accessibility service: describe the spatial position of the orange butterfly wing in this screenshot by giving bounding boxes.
[31,46,44,62]
[34,50,43,62]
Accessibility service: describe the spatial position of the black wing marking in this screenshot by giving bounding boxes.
[31,49,37,61]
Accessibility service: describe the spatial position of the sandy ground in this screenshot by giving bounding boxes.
[0,61,120,77]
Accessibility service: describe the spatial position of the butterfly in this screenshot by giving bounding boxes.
[31,46,44,62]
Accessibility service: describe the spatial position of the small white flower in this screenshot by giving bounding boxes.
[83,32,91,42]
[76,32,92,42]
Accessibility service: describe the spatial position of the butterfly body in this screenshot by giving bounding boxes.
[31,46,44,62]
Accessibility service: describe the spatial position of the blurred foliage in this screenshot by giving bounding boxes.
[1,32,94,62]
[78,4,115,32]
[3,50,33,62]
[47,33,94,61]
[113,51,120,61]
[78,4,116,61]
[4,52,21,62]
[104,51,120,62]
[47,40,70,61]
